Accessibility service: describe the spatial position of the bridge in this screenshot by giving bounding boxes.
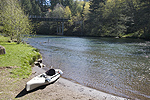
[30,17,69,22]
[29,15,70,35]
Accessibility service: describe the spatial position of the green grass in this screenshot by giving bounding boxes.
[0,35,10,42]
[0,26,3,32]
[0,35,41,78]
[122,33,134,38]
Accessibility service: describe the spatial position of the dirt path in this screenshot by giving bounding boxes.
[0,66,128,100]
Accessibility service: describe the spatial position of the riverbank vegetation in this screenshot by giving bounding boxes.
[85,0,150,40]
[0,36,41,78]
[1,0,149,40]
[13,0,149,40]
[0,0,41,78]
[0,0,33,43]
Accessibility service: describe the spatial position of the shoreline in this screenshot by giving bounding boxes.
[32,66,128,100]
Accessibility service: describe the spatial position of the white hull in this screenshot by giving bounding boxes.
[26,69,63,91]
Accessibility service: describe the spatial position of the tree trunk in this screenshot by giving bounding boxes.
[0,45,6,55]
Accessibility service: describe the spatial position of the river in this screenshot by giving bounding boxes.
[27,35,150,99]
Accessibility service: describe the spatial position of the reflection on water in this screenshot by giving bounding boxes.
[27,36,150,99]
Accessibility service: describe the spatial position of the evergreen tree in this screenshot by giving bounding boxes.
[52,3,65,18]
[36,0,50,12]
[50,0,62,10]
[64,0,73,8]
[89,0,105,12]
[20,0,32,15]
[71,0,84,16]
[134,0,150,39]
[71,0,78,16]
[82,2,90,20]
[31,0,41,15]
[86,0,106,36]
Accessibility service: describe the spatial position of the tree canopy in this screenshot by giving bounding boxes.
[1,0,149,40]
[84,0,150,39]
[0,0,32,43]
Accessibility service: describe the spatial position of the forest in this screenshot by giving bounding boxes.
[0,0,150,40]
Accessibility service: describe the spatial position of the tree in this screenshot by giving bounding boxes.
[82,2,90,20]
[86,0,141,37]
[101,0,130,37]
[71,0,83,16]
[89,0,105,12]
[52,3,65,18]
[64,0,73,8]
[64,6,72,19]
[86,0,106,36]
[20,0,32,15]
[31,0,41,15]
[50,0,62,10]
[1,0,32,43]
[36,0,49,12]
[134,0,150,39]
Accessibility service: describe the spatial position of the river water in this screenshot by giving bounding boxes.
[27,35,150,99]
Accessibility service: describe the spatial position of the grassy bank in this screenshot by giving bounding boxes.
[0,35,41,79]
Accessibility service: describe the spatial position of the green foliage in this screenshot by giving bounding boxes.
[52,3,65,18]
[0,0,32,43]
[20,0,48,16]
[0,26,3,32]
[0,35,10,42]
[31,0,42,15]
[51,4,72,19]
[20,0,149,39]
[36,0,49,12]
[50,0,62,10]
[20,0,32,15]
[0,36,41,78]
[36,21,55,35]
[64,6,72,19]
[71,0,81,16]
[85,1,105,36]
[85,0,150,39]
[63,0,74,10]
[82,2,90,20]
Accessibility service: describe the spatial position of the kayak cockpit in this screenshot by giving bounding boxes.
[45,69,55,76]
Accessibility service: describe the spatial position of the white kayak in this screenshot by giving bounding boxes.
[26,69,63,91]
